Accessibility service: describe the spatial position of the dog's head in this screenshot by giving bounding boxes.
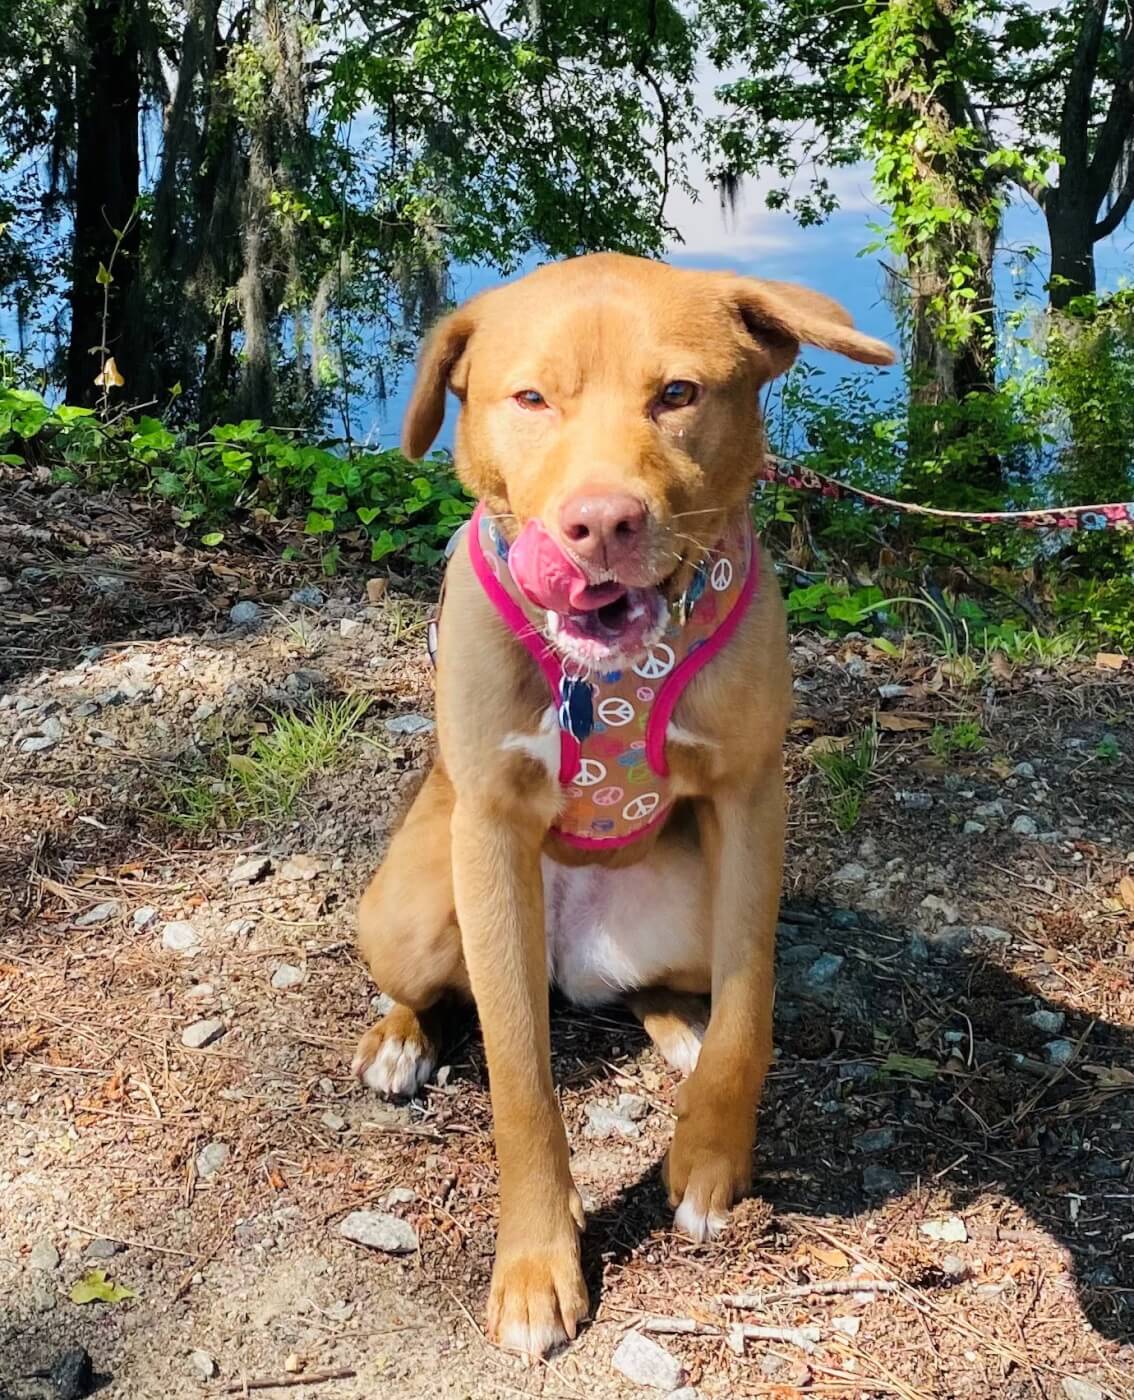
[403,253,893,666]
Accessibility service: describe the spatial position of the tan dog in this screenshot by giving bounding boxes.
[354,253,893,1357]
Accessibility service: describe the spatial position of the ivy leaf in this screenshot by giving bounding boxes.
[70,1269,137,1305]
[95,262,114,286]
[304,511,335,535]
[878,1053,938,1080]
[200,531,224,547]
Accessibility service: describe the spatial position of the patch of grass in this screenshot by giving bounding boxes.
[811,726,878,832]
[928,718,985,758]
[1095,733,1122,763]
[163,694,372,831]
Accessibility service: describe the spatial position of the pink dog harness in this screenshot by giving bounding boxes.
[464,504,759,849]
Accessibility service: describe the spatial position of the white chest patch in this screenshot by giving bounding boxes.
[541,852,702,1006]
[501,705,560,776]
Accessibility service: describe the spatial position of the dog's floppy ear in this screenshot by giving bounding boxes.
[727,276,896,378]
[401,305,476,459]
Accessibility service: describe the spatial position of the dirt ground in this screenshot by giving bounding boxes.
[2,477,1133,1400]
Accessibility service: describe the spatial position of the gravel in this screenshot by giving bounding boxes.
[73,899,120,927]
[161,920,201,954]
[271,962,306,990]
[181,1017,226,1049]
[196,1142,230,1178]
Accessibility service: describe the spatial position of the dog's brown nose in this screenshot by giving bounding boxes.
[559,491,646,570]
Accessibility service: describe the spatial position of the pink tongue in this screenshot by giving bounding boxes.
[508,519,622,613]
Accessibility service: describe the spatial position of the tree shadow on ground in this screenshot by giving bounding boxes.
[573,907,1133,1348]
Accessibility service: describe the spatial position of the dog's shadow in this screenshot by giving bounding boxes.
[563,907,1133,1344]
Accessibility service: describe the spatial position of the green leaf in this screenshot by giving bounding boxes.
[70,1269,137,1305]
[304,511,335,535]
[200,531,224,546]
[878,1053,937,1080]
[95,262,114,287]
[356,506,381,525]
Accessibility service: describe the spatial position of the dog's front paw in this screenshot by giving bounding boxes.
[488,1202,588,1359]
[351,1004,436,1098]
[663,1085,754,1243]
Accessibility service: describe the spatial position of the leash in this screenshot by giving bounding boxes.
[757,456,1134,532]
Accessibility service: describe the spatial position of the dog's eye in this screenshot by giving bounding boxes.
[659,380,698,409]
[514,390,546,409]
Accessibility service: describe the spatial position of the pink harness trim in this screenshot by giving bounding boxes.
[467,502,759,848]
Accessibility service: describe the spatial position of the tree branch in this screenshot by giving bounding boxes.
[1060,0,1109,172]
[1094,161,1134,238]
[1088,23,1134,202]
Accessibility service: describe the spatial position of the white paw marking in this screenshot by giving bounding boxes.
[658,1021,705,1076]
[498,1316,568,1359]
[674,1196,730,1243]
[357,1036,434,1098]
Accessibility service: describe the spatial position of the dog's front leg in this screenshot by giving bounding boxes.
[450,797,587,1358]
[664,769,784,1241]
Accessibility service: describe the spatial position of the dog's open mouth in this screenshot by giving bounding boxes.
[548,585,667,668]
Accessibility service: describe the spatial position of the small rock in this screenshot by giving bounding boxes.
[229,600,262,627]
[780,941,822,965]
[229,854,272,885]
[1013,761,1036,779]
[384,712,435,736]
[833,862,866,884]
[84,1238,122,1260]
[611,1331,686,1390]
[196,1142,230,1178]
[831,1315,861,1337]
[188,1349,217,1381]
[805,952,845,986]
[942,1254,968,1280]
[387,1186,417,1206]
[28,1272,57,1311]
[181,1018,226,1049]
[760,1354,788,1378]
[1044,1038,1075,1066]
[920,1215,968,1243]
[339,617,364,638]
[616,1093,650,1121]
[853,1127,895,1153]
[920,893,960,924]
[132,905,157,930]
[321,1110,347,1132]
[863,1165,901,1195]
[186,983,214,1001]
[29,1239,60,1271]
[896,790,933,810]
[1026,1008,1065,1035]
[283,668,326,695]
[1061,1379,1106,1400]
[73,900,120,928]
[162,920,200,954]
[290,584,325,607]
[74,700,99,718]
[20,734,58,753]
[191,700,217,724]
[338,1210,418,1254]
[962,820,986,835]
[830,908,858,929]
[972,924,1011,945]
[226,916,256,937]
[48,1346,94,1399]
[1011,814,1039,836]
[974,800,1005,819]
[584,1103,642,1140]
[839,1061,875,1083]
[271,963,306,990]
[279,853,324,881]
[323,1299,356,1322]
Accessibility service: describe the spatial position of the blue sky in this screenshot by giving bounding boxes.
[363,170,1134,451]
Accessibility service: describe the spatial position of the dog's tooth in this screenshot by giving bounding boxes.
[547,611,560,634]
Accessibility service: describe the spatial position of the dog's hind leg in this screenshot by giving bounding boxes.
[353,761,469,1097]
[627,988,709,1077]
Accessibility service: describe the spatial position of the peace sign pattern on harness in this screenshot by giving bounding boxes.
[632,643,675,680]
[574,758,607,787]
[711,558,733,592]
[597,696,635,726]
[622,792,660,822]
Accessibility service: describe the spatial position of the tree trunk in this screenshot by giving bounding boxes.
[65,0,141,406]
[1045,195,1098,310]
